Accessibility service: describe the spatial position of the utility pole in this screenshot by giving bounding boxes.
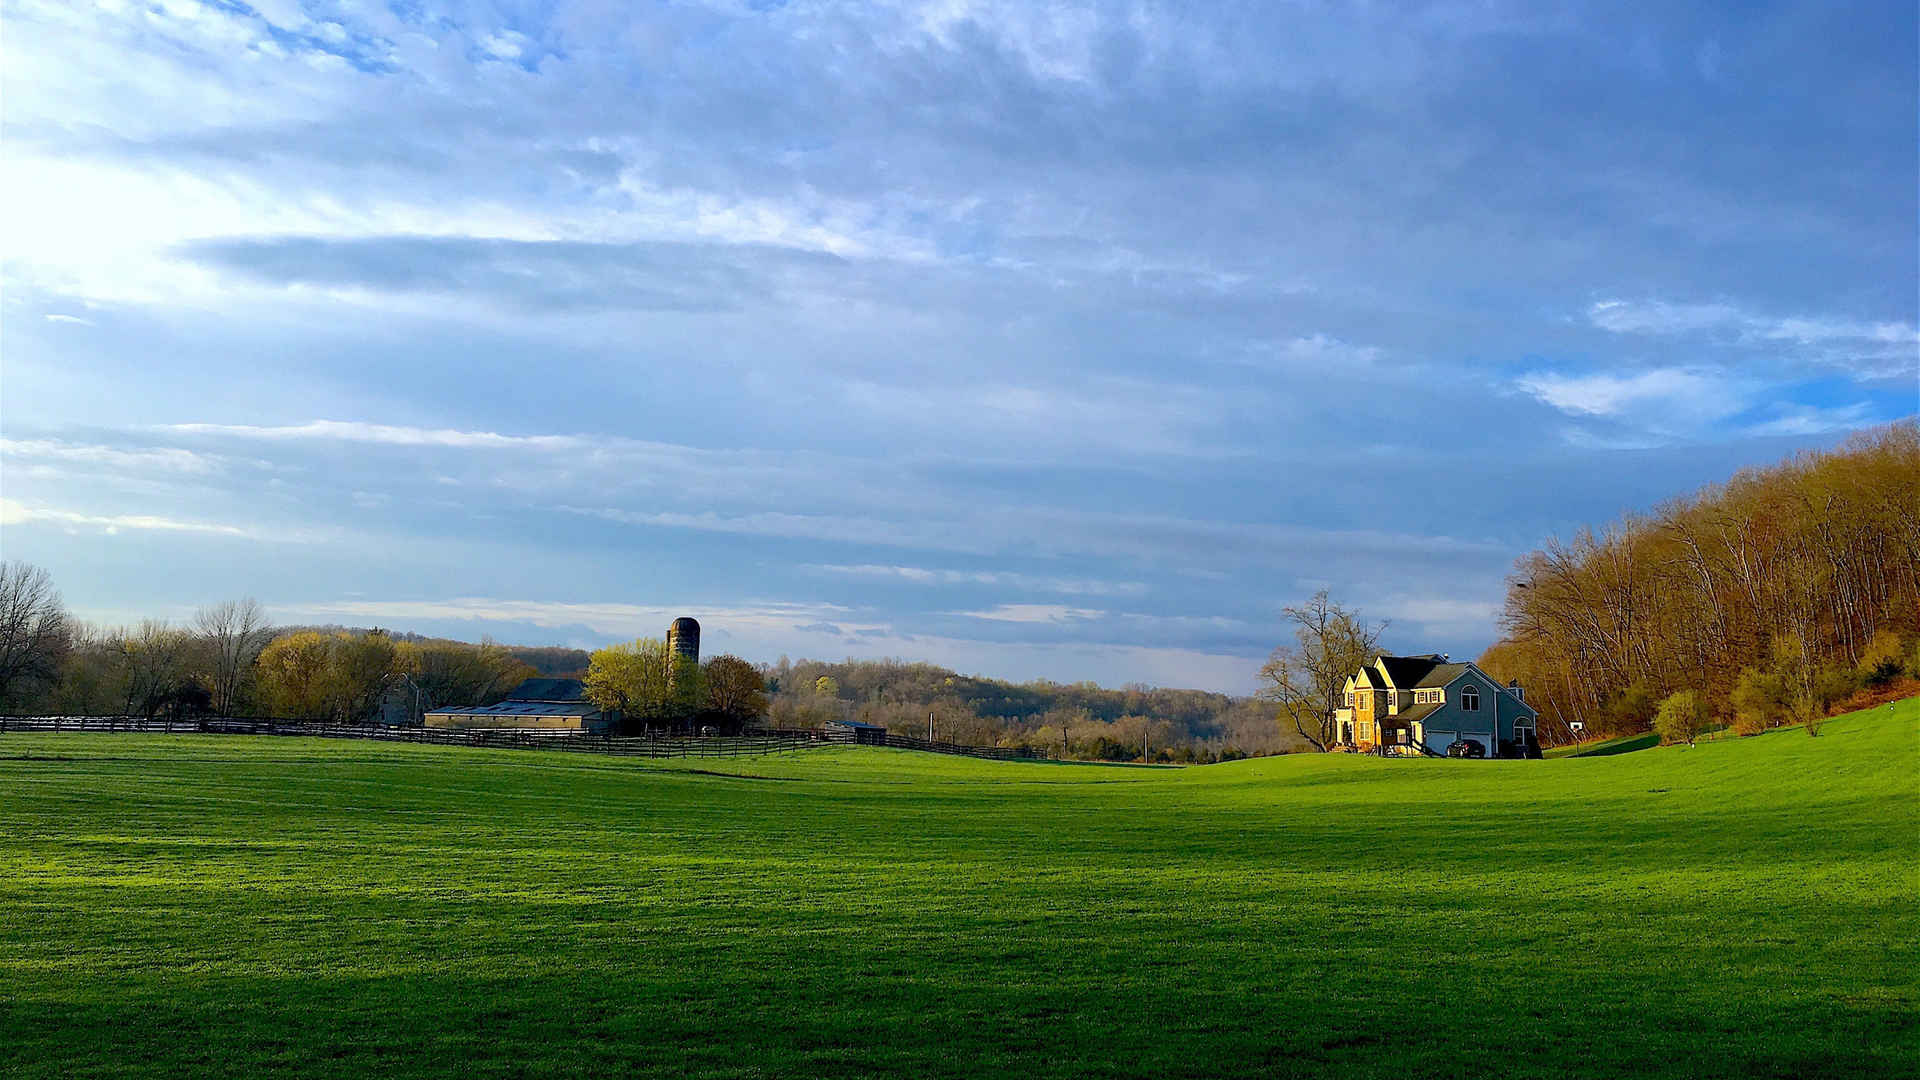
[927,711,934,743]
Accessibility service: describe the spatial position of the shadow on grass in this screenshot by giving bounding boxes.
[1570,733,1660,757]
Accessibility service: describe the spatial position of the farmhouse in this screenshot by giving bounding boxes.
[1333,654,1539,758]
[423,677,615,734]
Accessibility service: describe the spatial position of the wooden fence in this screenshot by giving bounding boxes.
[875,732,1050,760]
[0,717,1050,761]
[0,716,825,759]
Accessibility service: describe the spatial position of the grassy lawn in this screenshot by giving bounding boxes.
[2,699,1915,1079]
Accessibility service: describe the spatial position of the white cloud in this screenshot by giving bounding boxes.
[166,420,585,450]
[1513,367,1736,419]
[0,438,226,474]
[1588,298,1919,379]
[953,604,1106,624]
[0,497,256,538]
[1742,402,1877,438]
[43,313,92,325]
[807,563,1146,596]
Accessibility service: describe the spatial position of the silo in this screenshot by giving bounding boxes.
[668,617,701,664]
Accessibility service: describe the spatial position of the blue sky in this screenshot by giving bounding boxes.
[2,0,1915,694]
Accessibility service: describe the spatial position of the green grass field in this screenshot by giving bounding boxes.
[3,699,1915,1079]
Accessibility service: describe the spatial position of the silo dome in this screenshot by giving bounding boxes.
[667,617,701,662]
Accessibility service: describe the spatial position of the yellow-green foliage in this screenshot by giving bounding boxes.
[1652,688,1711,745]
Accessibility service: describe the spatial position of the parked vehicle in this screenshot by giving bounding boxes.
[1446,738,1486,759]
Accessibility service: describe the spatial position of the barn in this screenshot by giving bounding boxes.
[825,718,888,746]
[422,700,614,733]
[423,677,613,733]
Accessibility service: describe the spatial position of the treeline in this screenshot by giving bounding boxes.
[758,657,1307,762]
[0,575,537,722]
[583,638,768,732]
[1481,422,1920,741]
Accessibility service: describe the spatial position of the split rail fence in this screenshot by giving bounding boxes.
[0,716,1050,761]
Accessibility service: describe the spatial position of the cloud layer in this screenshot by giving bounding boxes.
[3,0,1914,692]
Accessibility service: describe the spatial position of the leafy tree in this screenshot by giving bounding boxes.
[399,638,535,718]
[1729,667,1786,735]
[703,655,768,726]
[255,630,399,721]
[585,638,695,728]
[257,632,336,719]
[1653,689,1711,747]
[814,675,840,698]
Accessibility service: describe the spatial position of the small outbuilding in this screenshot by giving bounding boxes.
[825,718,888,746]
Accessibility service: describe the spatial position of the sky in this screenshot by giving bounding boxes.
[2,0,1915,695]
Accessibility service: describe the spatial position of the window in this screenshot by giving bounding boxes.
[1345,691,1354,707]
[1461,684,1480,711]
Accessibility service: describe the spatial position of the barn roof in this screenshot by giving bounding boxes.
[425,701,603,718]
[826,718,886,731]
[505,677,587,701]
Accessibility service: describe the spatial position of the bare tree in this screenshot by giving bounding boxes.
[116,620,195,719]
[193,598,272,716]
[1259,591,1387,751]
[0,562,73,709]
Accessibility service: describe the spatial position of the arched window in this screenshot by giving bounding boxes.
[1461,684,1480,711]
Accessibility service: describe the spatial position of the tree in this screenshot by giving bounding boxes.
[1728,667,1786,735]
[115,620,195,719]
[584,638,676,727]
[193,598,272,715]
[398,638,535,720]
[257,632,337,719]
[0,562,72,709]
[703,655,768,726]
[1653,689,1711,747]
[814,675,840,698]
[255,630,399,721]
[1258,591,1387,751]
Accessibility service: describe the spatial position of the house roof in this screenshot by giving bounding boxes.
[1391,702,1443,724]
[505,677,586,701]
[425,701,603,718]
[1372,654,1446,687]
[1411,662,1476,688]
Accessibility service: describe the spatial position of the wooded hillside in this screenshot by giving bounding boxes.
[760,657,1306,761]
[1481,422,1920,740]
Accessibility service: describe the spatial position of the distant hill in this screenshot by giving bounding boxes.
[760,657,1305,761]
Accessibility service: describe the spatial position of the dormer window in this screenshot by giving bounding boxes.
[1461,685,1480,711]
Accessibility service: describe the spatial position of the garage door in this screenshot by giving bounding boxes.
[1426,730,1457,755]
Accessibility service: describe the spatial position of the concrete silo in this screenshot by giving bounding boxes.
[667,617,701,664]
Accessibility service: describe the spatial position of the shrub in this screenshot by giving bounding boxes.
[1855,630,1907,685]
[1811,664,1859,710]
[1653,689,1712,747]
[1602,681,1660,735]
[1791,693,1825,737]
[1728,667,1786,735]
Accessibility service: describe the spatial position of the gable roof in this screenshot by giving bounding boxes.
[1411,662,1475,688]
[505,677,586,701]
[425,701,603,718]
[1374,654,1448,688]
[1391,701,1443,725]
